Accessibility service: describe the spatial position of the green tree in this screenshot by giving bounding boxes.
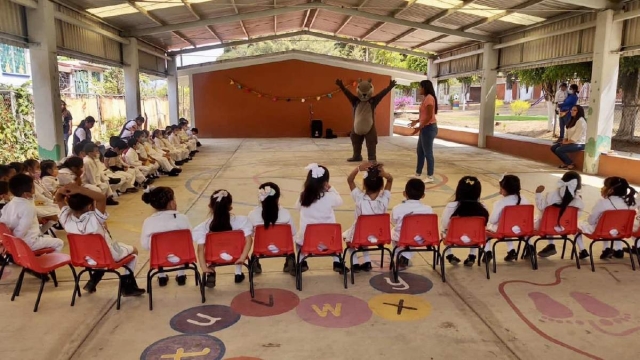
[0,83,39,162]
[615,55,640,139]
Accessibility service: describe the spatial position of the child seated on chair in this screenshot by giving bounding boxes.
[485,175,531,264]
[40,160,60,195]
[0,181,9,214]
[441,176,489,267]
[247,182,296,275]
[23,159,60,224]
[0,165,15,182]
[141,186,192,287]
[575,176,638,261]
[55,183,145,296]
[0,174,64,255]
[294,163,343,275]
[391,179,433,270]
[193,190,253,288]
[82,143,120,206]
[105,137,145,189]
[343,162,393,273]
[533,171,583,258]
[124,138,158,182]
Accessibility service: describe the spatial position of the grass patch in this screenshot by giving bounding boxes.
[494,115,547,121]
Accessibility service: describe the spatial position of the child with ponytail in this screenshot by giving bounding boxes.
[533,171,584,258]
[343,162,393,272]
[294,163,343,275]
[575,176,638,260]
[485,175,531,263]
[248,182,296,274]
[193,190,253,288]
[141,187,192,286]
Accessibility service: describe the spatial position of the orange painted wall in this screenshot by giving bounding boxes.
[193,60,393,138]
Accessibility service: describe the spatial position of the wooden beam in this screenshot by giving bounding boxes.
[54,10,129,44]
[412,34,446,50]
[128,1,196,48]
[334,0,371,35]
[230,0,249,39]
[181,0,223,42]
[361,22,384,40]
[460,0,545,32]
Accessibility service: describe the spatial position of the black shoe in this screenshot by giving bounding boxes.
[397,256,409,270]
[175,160,184,166]
[613,250,624,259]
[122,275,145,297]
[283,255,294,273]
[168,168,180,177]
[204,272,216,288]
[53,222,64,230]
[125,187,139,193]
[579,249,590,259]
[234,273,245,283]
[600,248,614,260]
[347,156,363,162]
[504,249,517,262]
[538,244,557,258]
[174,168,183,173]
[521,245,531,259]
[252,259,262,274]
[482,251,493,264]
[360,262,372,272]
[83,271,105,293]
[446,254,461,265]
[106,197,119,206]
[301,261,309,272]
[332,261,349,274]
[351,264,361,273]
[108,178,121,185]
[176,275,187,286]
[464,255,476,267]
[158,276,169,287]
[196,142,202,147]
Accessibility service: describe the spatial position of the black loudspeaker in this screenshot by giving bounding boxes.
[311,119,323,138]
[325,129,337,139]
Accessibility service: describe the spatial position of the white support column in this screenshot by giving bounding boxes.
[478,42,499,148]
[584,9,622,174]
[189,74,196,127]
[27,0,64,160]
[167,56,179,125]
[427,58,438,101]
[123,38,141,121]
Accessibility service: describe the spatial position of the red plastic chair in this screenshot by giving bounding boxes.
[344,214,392,285]
[485,205,535,273]
[250,224,295,298]
[5,235,76,312]
[440,216,489,282]
[0,222,55,280]
[147,230,203,310]
[202,230,250,300]
[299,224,344,291]
[531,206,580,270]
[633,226,640,264]
[392,214,440,281]
[581,210,636,272]
[67,234,138,310]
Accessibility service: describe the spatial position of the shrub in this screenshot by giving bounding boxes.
[495,99,504,108]
[394,96,413,111]
[103,116,126,140]
[510,100,531,116]
[0,104,39,163]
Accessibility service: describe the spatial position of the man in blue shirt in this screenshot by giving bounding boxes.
[557,84,579,142]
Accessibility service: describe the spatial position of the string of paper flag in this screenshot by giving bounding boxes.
[228,78,358,102]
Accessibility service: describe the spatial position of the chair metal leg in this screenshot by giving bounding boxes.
[295,249,302,291]
[50,270,58,287]
[33,277,46,312]
[116,274,123,310]
[147,269,154,311]
[515,240,522,261]
[589,241,596,272]
[249,257,256,298]
[561,239,567,259]
[492,241,498,274]
[70,266,82,306]
[379,247,384,269]
[440,246,448,283]
[622,240,636,271]
[390,247,397,282]
[11,268,26,301]
[342,248,349,289]
[0,258,7,280]
[350,249,357,285]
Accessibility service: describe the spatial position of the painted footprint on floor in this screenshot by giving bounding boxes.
[500,265,640,360]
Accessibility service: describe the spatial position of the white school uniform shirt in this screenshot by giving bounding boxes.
[41,176,60,194]
[57,168,76,186]
[580,196,637,234]
[391,200,434,241]
[0,197,43,248]
[154,137,166,150]
[488,194,531,231]
[140,210,193,251]
[135,143,150,159]
[120,120,137,139]
[124,148,143,167]
[440,201,489,234]
[565,118,587,145]
[248,205,296,235]
[59,206,133,261]
[343,188,391,241]
[83,157,104,185]
[192,215,253,245]
[294,187,343,245]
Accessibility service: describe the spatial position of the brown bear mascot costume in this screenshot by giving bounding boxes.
[336,78,396,162]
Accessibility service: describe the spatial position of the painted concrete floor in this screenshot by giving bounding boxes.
[0,136,638,360]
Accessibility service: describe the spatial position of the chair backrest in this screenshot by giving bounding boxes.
[495,205,535,237]
[6,235,37,270]
[0,222,13,247]
[397,214,440,247]
[67,233,117,268]
[352,214,392,246]
[205,230,246,264]
[1,234,19,265]
[591,210,636,239]
[538,206,579,236]
[444,216,487,246]
[301,224,343,255]
[149,229,197,269]
[253,224,295,257]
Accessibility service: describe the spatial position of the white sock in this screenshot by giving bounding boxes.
[235,264,242,275]
[332,256,341,262]
[575,234,585,251]
[548,240,555,246]
[362,251,371,263]
[347,248,358,265]
[158,273,168,278]
[506,241,514,251]
[484,241,492,252]
[469,248,478,256]
[177,270,185,276]
[445,248,452,256]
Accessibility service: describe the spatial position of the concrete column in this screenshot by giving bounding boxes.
[583,9,622,174]
[189,74,196,127]
[167,56,179,125]
[478,42,499,148]
[389,85,396,136]
[123,38,141,121]
[26,0,64,160]
[427,57,438,101]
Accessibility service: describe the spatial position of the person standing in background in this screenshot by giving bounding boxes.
[61,100,73,157]
[554,83,567,138]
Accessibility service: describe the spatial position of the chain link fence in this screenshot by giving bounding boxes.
[612,104,640,142]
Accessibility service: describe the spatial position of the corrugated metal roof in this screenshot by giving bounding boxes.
[0,0,27,46]
[623,0,640,48]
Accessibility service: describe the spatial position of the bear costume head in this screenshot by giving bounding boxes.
[356,78,374,101]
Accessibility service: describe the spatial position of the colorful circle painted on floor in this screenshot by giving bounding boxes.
[170,305,241,334]
[230,288,300,317]
[369,272,433,294]
[140,334,225,360]
[0,268,12,281]
[296,294,372,328]
[368,294,432,322]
